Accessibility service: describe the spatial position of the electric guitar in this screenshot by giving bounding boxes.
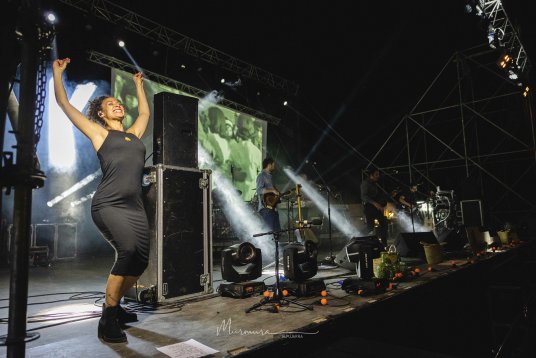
[263,190,290,208]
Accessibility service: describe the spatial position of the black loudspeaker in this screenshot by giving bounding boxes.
[334,236,383,279]
[437,229,467,251]
[153,92,198,168]
[394,231,438,258]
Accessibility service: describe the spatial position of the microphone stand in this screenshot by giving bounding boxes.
[245,227,314,313]
[310,162,335,266]
[285,196,292,242]
[410,201,415,233]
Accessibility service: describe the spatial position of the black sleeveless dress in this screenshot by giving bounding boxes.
[91,130,149,276]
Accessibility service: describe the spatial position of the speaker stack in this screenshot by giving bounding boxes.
[153,92,198,168]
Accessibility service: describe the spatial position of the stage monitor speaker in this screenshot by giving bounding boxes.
[334,236,382,279]
[153,92,198,168]
[394,231,438,258]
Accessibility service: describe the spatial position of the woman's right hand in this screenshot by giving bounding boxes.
[52,58,71,73]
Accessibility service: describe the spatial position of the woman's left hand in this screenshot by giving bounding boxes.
[133,72,144,86]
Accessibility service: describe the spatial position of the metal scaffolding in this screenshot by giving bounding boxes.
[88,50,282,125]
[371,45,536,228]
[58,0,300,95]
[479,0,530,74]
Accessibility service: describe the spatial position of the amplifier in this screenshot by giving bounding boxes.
[218,281,266,298]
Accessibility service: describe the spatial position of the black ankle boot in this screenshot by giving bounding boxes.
[117,304,138,324]
[98,304,127,343]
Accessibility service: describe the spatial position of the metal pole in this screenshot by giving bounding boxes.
[463,104,529,148]
[0,0,22,269]
[411,91,519,116]
[408,116,536,210]
[5,4,41,356]
[409,54,455,114]
[456,53,470,178]
[368,116,406,166]
[527,92,536,161]
[405,117,412,184]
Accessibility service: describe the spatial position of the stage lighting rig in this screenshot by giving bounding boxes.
[464,0,484,18]
[507,69,518,80]
[465,0,531,78]
[45,12,56,24]
[497,53,513,70]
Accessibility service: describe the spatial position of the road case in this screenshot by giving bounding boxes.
[126,164,213,303]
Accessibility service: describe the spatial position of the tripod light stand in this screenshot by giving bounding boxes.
[245,227,314,313]
[310,162,335,266]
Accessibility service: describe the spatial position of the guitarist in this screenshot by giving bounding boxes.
[256,157,281,232]
[398,183,419,214]
[360,167,392,247]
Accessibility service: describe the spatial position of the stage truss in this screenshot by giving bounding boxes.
[370,45,535,229]
[87,50,281,125]
[58,0,300,95]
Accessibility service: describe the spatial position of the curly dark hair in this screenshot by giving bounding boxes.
[86,95,111,126]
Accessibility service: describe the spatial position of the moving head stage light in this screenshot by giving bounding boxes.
[283,240,318,281]
[281,240,326,296]
[219,242,266,298]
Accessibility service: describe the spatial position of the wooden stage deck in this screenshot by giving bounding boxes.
[1,242,534,357]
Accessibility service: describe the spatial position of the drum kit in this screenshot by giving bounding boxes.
[415,187,456,232]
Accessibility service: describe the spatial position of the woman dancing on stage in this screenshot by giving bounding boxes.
[53,58,150,343]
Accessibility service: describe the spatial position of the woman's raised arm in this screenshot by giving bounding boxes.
[52,58,106,145]
[126,72,150,138]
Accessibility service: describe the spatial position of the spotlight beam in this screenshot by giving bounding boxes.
[291,28,401,175]
[284,168,364,238]
[198,146,273,255]
[47,170,101,207]
[119,44,143,74]
[47,80,96,171]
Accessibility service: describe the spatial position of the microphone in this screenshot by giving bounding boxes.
[304,218,322,226]
[297,218,322,226]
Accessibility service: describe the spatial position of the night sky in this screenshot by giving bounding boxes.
[13,0,536,221]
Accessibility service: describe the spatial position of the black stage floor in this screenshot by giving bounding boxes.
[1,242,534,357]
